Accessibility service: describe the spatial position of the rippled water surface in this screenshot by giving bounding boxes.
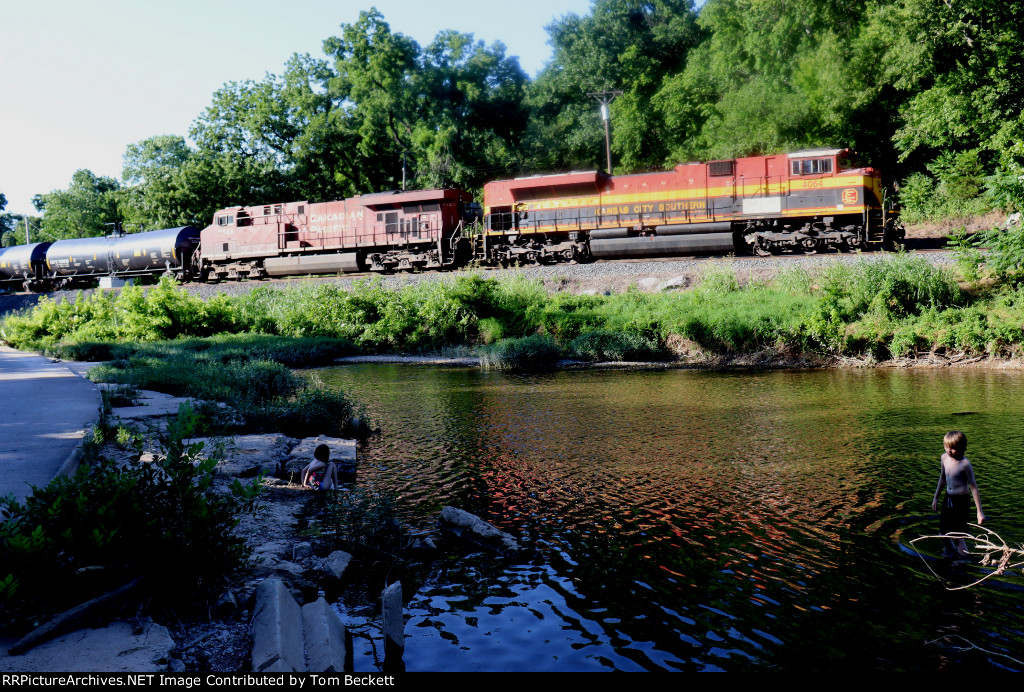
[315,365,1024,672]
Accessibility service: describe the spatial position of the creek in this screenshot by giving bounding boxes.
[314,364,1024,672]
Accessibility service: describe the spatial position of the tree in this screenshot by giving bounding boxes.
[526,0,703,172]
[411,30,528,189]
[323,9,529,193]
[37,170,122,239]
[323,10,423,194]
[119,135,197,231]
[0,192,9,240]
[654,0,879,163]
[0,192,16,246]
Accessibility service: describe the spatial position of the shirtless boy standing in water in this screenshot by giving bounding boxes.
[931,430,985,558]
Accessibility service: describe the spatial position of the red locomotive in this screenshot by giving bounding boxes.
[197,188,477,280]
[481,148,902,264]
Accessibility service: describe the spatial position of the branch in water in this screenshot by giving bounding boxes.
[911,524,1024,591]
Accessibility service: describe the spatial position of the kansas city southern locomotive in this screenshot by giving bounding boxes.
[0,148,902,291]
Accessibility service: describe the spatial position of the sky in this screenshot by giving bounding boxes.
[0,0,597,217]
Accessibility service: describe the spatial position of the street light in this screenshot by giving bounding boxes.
[587,90,622,175]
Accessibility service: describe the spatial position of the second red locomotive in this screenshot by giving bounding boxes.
[197,188,477,281]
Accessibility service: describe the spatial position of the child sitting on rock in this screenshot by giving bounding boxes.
[301,443,339,490]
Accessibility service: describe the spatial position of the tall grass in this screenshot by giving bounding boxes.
[3,256,1023,365]
[480,334,562,371]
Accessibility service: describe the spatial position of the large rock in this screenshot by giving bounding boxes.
[322,550,353,581]
[187,434,297,478]
[108,389,196,420]
[381,581,404,674]
[281,437,357,479]
[440,506,523,555]
[301,598,348,673]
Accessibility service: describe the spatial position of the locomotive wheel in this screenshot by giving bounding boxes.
[800,238,822,255]
[753,240,772,257]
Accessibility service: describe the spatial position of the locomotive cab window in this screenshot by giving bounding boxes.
[216,215,234,227]
[791,158,833,176]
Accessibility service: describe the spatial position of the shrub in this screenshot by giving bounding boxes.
[480,334,562,371]
[239,380,360,439]
[816,254,962,322]
[325,486,403,553]
[568,330,666,362]
[0,403,257,629]
[697,264,741,294]
[89,355,302,404]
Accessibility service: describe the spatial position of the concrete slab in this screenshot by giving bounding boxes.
[0,345,101,502]
[251,578,305,673]
[301,598,348,673]
[110,389,194,419]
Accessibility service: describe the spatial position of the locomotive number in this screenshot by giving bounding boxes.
[799,180,824,189]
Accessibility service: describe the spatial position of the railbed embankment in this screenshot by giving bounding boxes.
[0,247,959,316]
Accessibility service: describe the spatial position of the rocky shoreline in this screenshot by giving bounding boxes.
[1,379,524,673]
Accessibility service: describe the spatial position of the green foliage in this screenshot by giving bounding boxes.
[818,255,962,320]
[945,228,983,282]
[7,251,1024,368]
[78,335,360,438]
[568,330,666,362]
[0,277,236,349]
[325,487,403,554]
[527,0,703,172]
[659,287,815,352]
[698,264,741,294]
[36,169,123,240]
[985,141,1024,213]
[899,151,991,223]
[480,334,562,371]
[660,0,875,163]
[240,380,360,439]
[975,222,1024,281]
[809,255,964,353]
[0,403,256,628]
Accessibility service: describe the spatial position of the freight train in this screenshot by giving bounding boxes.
[0,148,902,292]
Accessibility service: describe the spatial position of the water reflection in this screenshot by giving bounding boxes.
[315,365,1024,671]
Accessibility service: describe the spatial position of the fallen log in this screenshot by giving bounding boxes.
[8,577,145,656]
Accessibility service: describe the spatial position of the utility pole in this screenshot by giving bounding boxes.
[25,217,30,244]
[588,91,622,175]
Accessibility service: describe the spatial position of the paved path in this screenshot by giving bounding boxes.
[0,345,100,502]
